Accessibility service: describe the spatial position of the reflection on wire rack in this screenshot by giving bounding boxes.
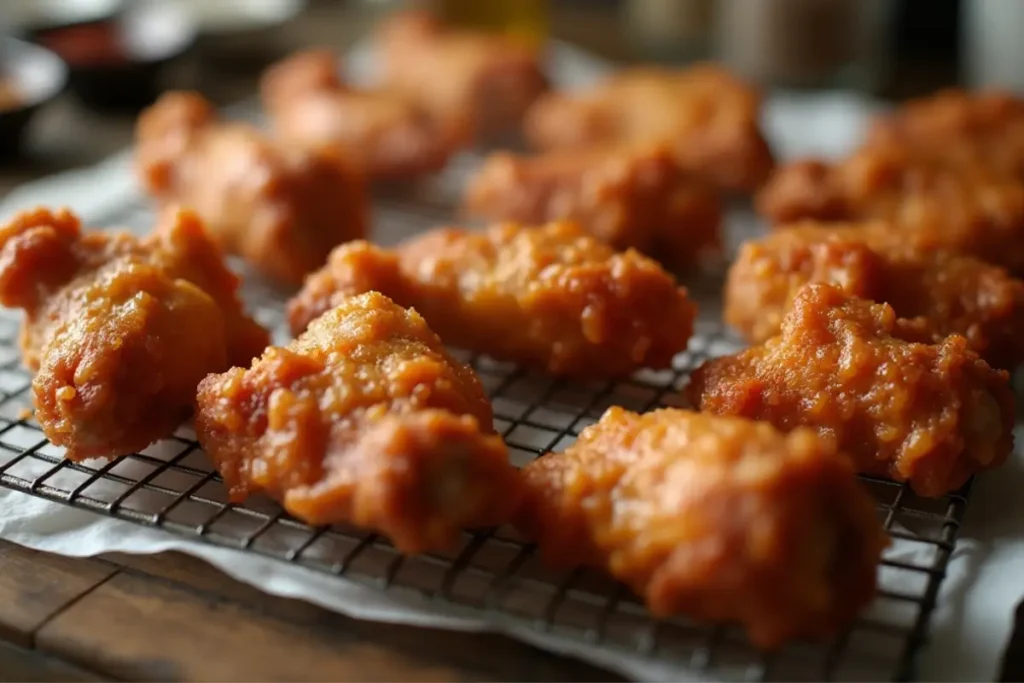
[0,199,966,682]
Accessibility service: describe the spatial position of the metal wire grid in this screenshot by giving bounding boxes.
[0,199,967,682]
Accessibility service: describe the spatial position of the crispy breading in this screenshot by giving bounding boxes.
[516,406,887,649]
[377,10,548,142]
[136,91,369,284]
[260,48,344,105]
[689,284,1015,497]
[196,292,519,554]
[261,49,459,181]
[725,221,1024,368]
[462,144,722,269]
[756,145,1024,273]
[287,221,696,377]
[0,207,269,461]
[867,89,1024,179]
[524,66,774,192]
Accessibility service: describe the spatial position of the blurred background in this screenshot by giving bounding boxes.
[0,0,1014,189]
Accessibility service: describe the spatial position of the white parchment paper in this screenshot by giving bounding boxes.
[0,40,1019,682]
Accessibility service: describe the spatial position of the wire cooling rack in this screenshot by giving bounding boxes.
[0,196,968,682]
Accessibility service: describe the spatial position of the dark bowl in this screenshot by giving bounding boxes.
[20,1,196,112]
[0,38,68,159]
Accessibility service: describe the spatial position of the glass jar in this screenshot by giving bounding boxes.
[623,0,714,63]
[715,0,892,91]
[431,0,549,45]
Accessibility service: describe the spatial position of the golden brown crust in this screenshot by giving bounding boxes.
[260,48,345,105]
[196,291,519,554]
[462,144,722,269]
[516,406,887,649]
[136,91,369,284]
[868,89,1024,179]
[261,50,459,181]
[144,209,270,368]
[376,9,548,143]
[757,98,1024,273]
[287,222,696,377]
[0,207,269,461]
[524,65,774,193]
[690,283,1015,497]
[757,150,1024,272]
[725,221,1024,369]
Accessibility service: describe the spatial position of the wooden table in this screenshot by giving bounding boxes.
[0,540,622,681]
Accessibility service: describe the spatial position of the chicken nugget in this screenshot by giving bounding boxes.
[725,221,1024,369]
[136,91,368,284]
[516,406,887,649]
[867,89,1024,179]
[462,144,722,269]
[377,10,548,142]
[0,207,269,461]
[196,291,519,554]
[287,221,696,378]
[756,146,1024,273]
[524,66,774,192]
[260,48,344,106]
[261,49,459,181]
[690,283,1014,497]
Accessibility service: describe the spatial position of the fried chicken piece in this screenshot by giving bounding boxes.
[260,48,343,105]
[260,49,459,181]
[196,291,520,554]
[462,144,722,269]
[377,9,549,142]
[689,284,1015,497]
[136,91,369,284]
[756,147,1024,273]
[516,406,887,649]
[725,221,1024,369]
[0,207,269,461]
[524,66,774,193]
[868,89,1024,179]
[287,221,696,377]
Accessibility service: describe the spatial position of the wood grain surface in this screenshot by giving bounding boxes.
[0,639,102,682]
[0,545,116,648]
[0,540,619,681]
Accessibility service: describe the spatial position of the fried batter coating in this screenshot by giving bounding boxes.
[0,207,269,461]
[516,406,887,649]
[261,49,459,181]
[725,221,1024,369]
[136,90,369,284]
[868,89,1024,179]
[287,221,695,377]
[524,66,774,193]
[196,291,520,554]
[689,284,1015,497]
[756,147,1024,273]
[462,144,722,269]
[260,48,343,105]
[377,10,549,142]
